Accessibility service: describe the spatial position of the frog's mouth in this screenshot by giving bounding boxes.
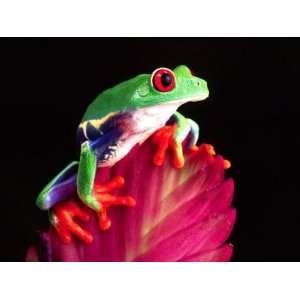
[161,92,209,107]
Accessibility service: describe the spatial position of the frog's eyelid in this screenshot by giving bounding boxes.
[150,67,176,88]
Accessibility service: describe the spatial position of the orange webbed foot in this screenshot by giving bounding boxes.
[52,200,93,244]
[152,125,185,168]
[94,176,136,230]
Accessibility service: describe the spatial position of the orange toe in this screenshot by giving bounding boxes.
[224,159,231,169]
[94,176,136,231]
[152,125,186,168]
[53,200,93,244]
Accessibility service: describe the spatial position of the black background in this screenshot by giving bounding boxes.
[0,38,291,261]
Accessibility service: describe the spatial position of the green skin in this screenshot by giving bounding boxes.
[36,65,209,216]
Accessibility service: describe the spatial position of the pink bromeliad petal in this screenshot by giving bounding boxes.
[27,140,236,262]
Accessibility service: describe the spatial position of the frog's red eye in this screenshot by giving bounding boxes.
[151,68,176,92]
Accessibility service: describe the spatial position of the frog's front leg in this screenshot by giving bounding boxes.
[152,112,200,168]
[77,141,100,212]
[52,140,136,244]
[77,141,136,230]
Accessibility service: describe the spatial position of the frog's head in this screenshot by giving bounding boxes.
[82,65,209,121]
[126,65,209,109]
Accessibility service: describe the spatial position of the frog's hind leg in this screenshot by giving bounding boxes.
[50,200,93,244]
[36,161,93,244]
[36,161,78,210]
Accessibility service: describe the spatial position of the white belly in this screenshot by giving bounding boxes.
[99,102,182,167]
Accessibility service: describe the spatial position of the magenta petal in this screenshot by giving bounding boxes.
[143,179,235,251]
[30,140,236,262]
[26,245,39,262]
[134,209,236,261]
[179,244,234,262]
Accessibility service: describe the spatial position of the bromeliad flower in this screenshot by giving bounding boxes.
[26,65,236,262]
[27,131,235,262]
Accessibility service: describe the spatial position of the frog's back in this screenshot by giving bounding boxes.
[82,74,148,122]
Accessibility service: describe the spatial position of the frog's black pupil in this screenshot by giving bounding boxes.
[161,73,172,87]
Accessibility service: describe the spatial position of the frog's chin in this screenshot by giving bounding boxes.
[174,93,209,104]
[190,92,209,102]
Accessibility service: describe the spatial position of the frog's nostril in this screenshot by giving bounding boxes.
[196,81,201,86]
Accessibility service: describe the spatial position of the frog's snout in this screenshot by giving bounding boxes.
[194,77,208,89]
[194,77,207,87]
[190,77,209,100]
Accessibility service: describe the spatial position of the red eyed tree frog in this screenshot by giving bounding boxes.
[36,65,209,244]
